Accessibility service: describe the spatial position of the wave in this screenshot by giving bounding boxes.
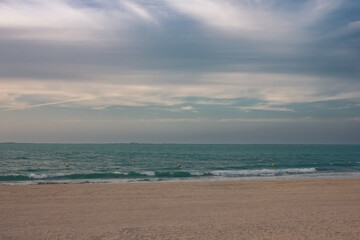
[0,168,317,182]
[29,173,68,179]
[211,168,317,177]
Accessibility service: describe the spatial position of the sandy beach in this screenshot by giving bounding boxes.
[0,178,359,239]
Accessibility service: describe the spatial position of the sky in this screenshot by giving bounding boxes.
[0,0,359,144]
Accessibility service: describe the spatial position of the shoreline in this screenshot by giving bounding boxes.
[1,171,359,185]
[1,178,359,239]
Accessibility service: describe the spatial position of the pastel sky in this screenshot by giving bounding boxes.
[0,0,359,143]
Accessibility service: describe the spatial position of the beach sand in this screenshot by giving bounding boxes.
[0,178,359,239]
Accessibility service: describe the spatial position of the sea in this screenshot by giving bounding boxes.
[0,143,359,185]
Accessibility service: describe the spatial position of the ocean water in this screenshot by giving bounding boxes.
[0,143,359,185]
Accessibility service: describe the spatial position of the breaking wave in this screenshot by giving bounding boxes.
[0,168,317,183]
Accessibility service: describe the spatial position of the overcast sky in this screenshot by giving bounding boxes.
[0,0,359,143]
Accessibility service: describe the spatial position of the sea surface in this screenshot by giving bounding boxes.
[0,143,359,185]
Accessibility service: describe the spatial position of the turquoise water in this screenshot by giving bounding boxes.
[0,144,359,185]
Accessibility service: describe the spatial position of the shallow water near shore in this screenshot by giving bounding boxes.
[0,143,359,185]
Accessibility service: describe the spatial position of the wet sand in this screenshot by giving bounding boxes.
[0,178,359,239]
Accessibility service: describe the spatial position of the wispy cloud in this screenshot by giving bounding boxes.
[0,0,109,41]
[2,97,92,111]
[181,106,194,111]
[165,0,342,41]
[238,103,294,112]
[121,1,158,24]
[1,71,359,112]
[0,0,161,42]
[0,0,344,43]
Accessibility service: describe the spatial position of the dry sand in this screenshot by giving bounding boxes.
[0,178,359,239]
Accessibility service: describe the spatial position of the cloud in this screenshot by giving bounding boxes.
[1,71,359,113]
[181,106,194,111]
[197,72,360,104]
[121,1,158,24]
[3,97,92,111]
[0,1,94,29]
[193,99,235,106]
[328,20,360,39]
[165,0,342,41]
[0,2,359,119]
[238,103,294,112]
[347,20,360,32]
[0,0,161,42]
[0,0,345,44]
[0,0,107,41]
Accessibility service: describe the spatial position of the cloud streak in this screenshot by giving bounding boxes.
[2,97,92,111]
[165,0,342,41]
[121,1,158,24]
[0,0,162,42]
[0,0,347,44]
[1,71,359,112]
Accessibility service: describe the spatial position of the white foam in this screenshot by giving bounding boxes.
[28,172,67,179]
[190,171,206,176]
[140,171,156,176]
[1,171,359,186]
[113,171,128,175]
[211,168,317,177]
[113,171,155,176]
